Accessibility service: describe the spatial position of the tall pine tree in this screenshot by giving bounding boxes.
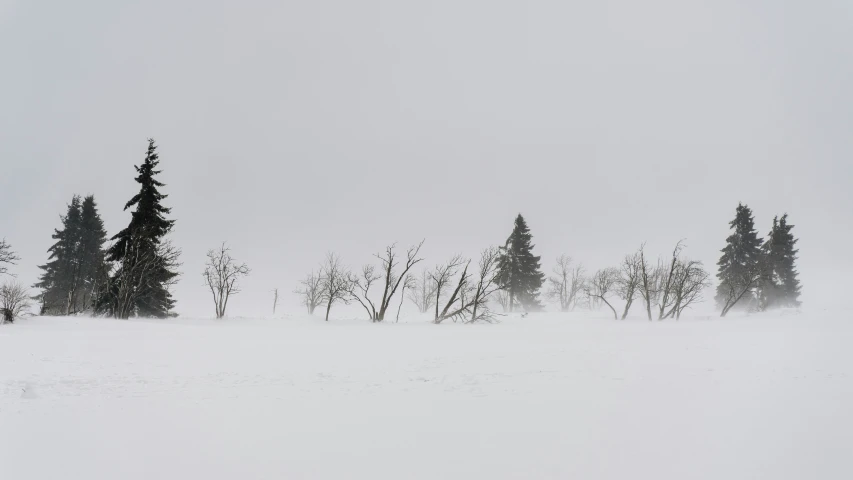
[34,195,108,315]
[716,203,764,315]
[102,139,178,318]
[496,214,545,312]
[78,196,110,310]
[762,214,801,308]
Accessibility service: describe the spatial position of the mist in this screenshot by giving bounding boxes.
[2,0,851,317]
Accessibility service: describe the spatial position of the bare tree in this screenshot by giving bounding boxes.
[618,252,642,320]
[347,264,381,320]
[396,274,416,322]
[467,247,502,323]
[1,281,32,324]
[203,242,250,319]
[665,259,711,320]
[548,255,585,312]
[272,288,279,315]
[655,241,685,320]
[294,271,324,315]
[372,241,425,322]
[637,244,658,321]
[428,249,502,324]
[719,266,764,317]
[106,239,182,319]
[495,290,511,312]
[0,239,19,277]
[585,268,620,320]
[319,253,351,322]
[407,269,437,314]
[430,255,468,324]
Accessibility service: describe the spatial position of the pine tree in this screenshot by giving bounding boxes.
[34,196,82,314]
[496,214,546,312]
[35,195,110,315]
[78,196,110,310]
[762,214,801,308]
[102,139,179,318]
[716,203,764,315]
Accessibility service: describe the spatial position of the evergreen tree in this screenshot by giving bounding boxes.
[78,196,110,310]
[715,203,764,313]
[102,139,178,318]
[35,195,110,315]
[34,196,82,314]
[496,214,545,312]
[762,214,801,308]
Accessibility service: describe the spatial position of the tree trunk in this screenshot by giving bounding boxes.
[621,299,632,320]
[600,297,618,320]
[325,300,332,322]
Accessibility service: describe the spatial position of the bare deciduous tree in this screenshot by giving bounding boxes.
[294,271,323,315]
[637,244,658,321]
[618,252,642,320]
[272,288,279,315]
[430,255,468,324]
[467,247,502,323]
[319,253,351,322]
[407,269,437,314]
[0,239,19,277]
[495,290,511,312]
[347,264,381,320]
[396,274,416,322]
[548,255,585,312]
[203,242,250,319]
[373,241,425,322]
[429,248,502,324]
[1,281,32,324]
[719,267,764,317]
[585,268,620,320]
[665,259,711,320]
[106,239,182,319]
[655,240,685,320]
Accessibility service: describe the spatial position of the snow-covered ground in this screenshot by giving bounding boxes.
[2,311,852,479]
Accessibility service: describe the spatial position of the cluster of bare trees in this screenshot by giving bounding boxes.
[611,242,711,320]
[297,242,504,324]
[542,241,711,321]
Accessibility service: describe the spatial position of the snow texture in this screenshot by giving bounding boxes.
[1,312,852,479]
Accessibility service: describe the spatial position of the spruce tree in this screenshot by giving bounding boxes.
[78,196,110,310]
[716,203,764,313]
[103,139,178,318]
[496,214,545,312]
[35,195,110,315]
[763,214,801,308]
[34,196,82,314]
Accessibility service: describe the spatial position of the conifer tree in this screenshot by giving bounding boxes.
[762,214,801,308]
[78,196,110,310]
[34,196,82,314]
[496,214,545,312]
[35,195,109,315]
[716,203,764,315]
[101,139,179,318]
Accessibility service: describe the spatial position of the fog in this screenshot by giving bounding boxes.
[1,0,851,317]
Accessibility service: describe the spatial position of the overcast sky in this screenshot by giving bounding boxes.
[1,0,851,317]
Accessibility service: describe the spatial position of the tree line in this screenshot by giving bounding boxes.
[0,140,801,323]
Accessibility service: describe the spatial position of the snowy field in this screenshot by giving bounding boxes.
[2,312,852,479]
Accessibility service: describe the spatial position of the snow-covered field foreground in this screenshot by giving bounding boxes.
[2,312,852,479]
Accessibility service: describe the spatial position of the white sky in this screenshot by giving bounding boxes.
[1,0,851,317]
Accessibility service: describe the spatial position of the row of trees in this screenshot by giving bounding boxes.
[295,206,801,321]
[32,139,181,319]
[14,144,801,323]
